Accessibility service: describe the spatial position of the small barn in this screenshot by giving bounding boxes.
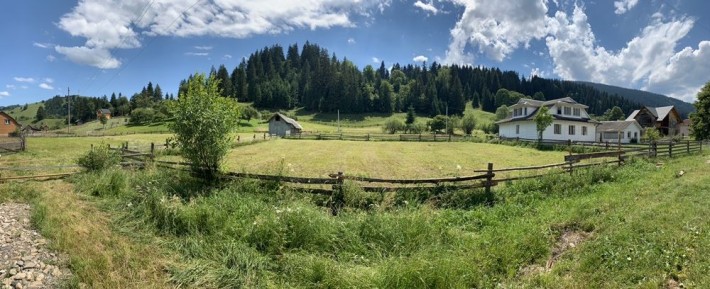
[596,120,643,143]
[0,111,20,137]
[268,113,302,137]
[97,108,112,120]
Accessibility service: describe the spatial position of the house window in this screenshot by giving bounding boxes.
[557,107,562,114]
[554,124,561,134]
[627,132,631,138]
[516,125,520,134]
[582,126,587,136]
[4,119,9,125]
[568,125,575,135]
[634,132,638,139]
[524,107,528,115]
[573,108,580,116]
[564,107,571,115]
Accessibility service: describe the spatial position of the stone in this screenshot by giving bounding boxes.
[13,273,25,280]
[8,269,16,276]
[51,268,61,277]
[21,262,34,270]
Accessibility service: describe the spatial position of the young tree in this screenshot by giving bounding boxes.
[495,105,509,120]
[534,106,553,144]
[99,113,108,130]
[429,115,447,133]
[169,73,240,179]
[603,106,625,121]
[644,127,661,142]
[691,81,710,140]
[461,112,477,135]
[35,105,46,121]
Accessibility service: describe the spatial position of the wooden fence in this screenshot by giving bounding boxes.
[0,136,25,153]
[285,132,486,142]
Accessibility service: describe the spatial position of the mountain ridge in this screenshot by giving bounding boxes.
[576,81,694,118]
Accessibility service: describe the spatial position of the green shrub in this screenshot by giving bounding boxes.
[129,107,155,125]
[76,144,121,171]
[73,170,129,197]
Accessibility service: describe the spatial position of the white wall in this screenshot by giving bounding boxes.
[501,120,597,142]
[597,125,642,143]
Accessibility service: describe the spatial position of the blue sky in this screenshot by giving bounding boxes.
[1,0,709,107]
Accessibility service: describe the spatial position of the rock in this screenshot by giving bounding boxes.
[33,274,43,282]
[21,262,35,270]
[8,269,16,276]
[51,268,62,277]
[13,273,25,280]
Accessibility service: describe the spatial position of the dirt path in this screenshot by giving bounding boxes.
[0,203,71,289]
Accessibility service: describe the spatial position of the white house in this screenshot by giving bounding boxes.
[596,120,643,143]
[497,97,599,142]
[268,113,303,137]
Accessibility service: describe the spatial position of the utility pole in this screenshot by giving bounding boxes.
[445,103,449,135]
[337,109,340,133]
[67,87,71,134]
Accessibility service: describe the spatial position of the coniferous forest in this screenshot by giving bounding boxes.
[180,42,640,116]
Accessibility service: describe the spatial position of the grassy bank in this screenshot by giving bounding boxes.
[60,152,710,288]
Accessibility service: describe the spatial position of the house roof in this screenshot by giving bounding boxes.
[268,113,303,130]
[597,120,641,133]
[0,111,19,126]
[98,108,111,114]
[497,97,597,124]
[626,106,676,121]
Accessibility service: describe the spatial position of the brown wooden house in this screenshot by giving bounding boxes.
[97,108,112,120]
[0,111,20,136]
[626,106,681,136]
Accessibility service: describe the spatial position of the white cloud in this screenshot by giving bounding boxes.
[13,77,35,83]
[372,57,380,63]
[223,54,232,59]
[46,55,56,62]
[413,55,428,62]
[33,42,51,48]
[545,6,706,101]
[20,86,28,89]
[44,78,54,83]
[55,46,121,69]
[194,46,213,50]
[347,38,356,44]
[444,0,550,64]
[6,85,16,89]
[55,0,391,68]
[414,1,438,15]
[185,52,209,56]
[0,91,9,97]
[530,67,547,78]
[39,83,54,90]
[614,0,639,15]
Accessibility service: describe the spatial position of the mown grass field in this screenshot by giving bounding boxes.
[1,146,707,288]
[223,139,566,178]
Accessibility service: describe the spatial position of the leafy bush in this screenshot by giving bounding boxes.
[382,117,405,134]
[129,107,155,125]
[408,121,428,134]
[76,144,121,171]
[168,73,240,179]
[461,112,477,135]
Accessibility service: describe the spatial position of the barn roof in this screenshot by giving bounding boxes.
[0,111,19,125]
[597,120,641,133]
[98,108,111,114]
[626,106,676,121]
[269,113,303,130]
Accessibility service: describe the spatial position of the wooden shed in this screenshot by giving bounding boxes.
[268,113,302,137]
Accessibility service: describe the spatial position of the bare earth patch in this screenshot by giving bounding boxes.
[518,229,593,278]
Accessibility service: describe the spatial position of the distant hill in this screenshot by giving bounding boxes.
[576,81,694,118]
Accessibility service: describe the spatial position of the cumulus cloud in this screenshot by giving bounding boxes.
[614,0,639,15]
[223,54,232,59]
[0,91,9,97]
[414,1,438,15]
[55,46,121,69]
[6,85,16,89]
[45,78,54,83]
[39,83,54,90]
[545,6,706,101]
[444,0,550,64]
[347,38,356,44]
[530,67,547,78]
[372,57,380,63]
[55,0,391,68]
[46,55,56,62]
[413,55,428,62]
[13,77,35,83]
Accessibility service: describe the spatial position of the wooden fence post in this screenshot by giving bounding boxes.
[700,141,703,152]
[652,142,658,157]
[418,134,421,142]
[687,140,690,154]
[150,142,155,160]
[331,172,345,216]
[448,134,452,142]
[605,141,609,150]
[485,163,494,204]
[367,133,370,141]
[669,142,673,157]
[263,133,266,140]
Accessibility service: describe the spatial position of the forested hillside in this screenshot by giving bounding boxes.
[183,42,640,116]
[577,81,694,118]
